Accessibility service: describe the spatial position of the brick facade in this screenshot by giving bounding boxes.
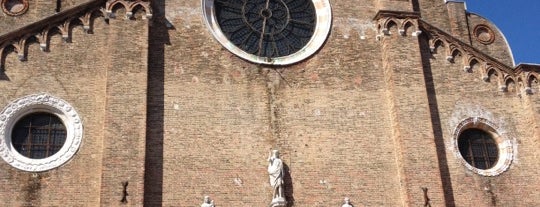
[0,0,538,206]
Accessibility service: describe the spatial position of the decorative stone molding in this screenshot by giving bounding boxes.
[0,0,152,71]
[452,117,513,176]
[418,19,540,95]
[0,93,83,172]
[473,24,495,45]
[373,10,540,96]
[373,10,422,40]
[105,0,152,20]
[515,64,540,95]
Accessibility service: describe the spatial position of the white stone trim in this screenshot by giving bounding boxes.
[202,0,332,65]
[0,93,83,172]
[452,117,513,176]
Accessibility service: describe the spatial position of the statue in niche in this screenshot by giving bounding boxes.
[342,197,353,207]
[268,150,286,207]
[200,195,215,207]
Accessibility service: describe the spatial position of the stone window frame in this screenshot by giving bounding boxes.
[202,0,332,65]
[0,93,83,172]
[453,117,513,176]
[1,0,29,16]
[473,24,496,45]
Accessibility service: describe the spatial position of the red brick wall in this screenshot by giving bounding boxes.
[1,0,538,206]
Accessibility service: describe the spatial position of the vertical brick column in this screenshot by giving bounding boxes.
[446,1,471,43]
[379,19,446,206]
[99,19,149,206]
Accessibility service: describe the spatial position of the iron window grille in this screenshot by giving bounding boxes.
[458,128,499,170]
[12,112,67,159]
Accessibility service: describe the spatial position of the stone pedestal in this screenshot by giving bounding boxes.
[269,197,287,207]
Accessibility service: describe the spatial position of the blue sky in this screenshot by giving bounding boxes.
[464,0,540,65]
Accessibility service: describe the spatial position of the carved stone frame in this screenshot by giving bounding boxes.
[452,117,513,176]
[0,93,83,172]
[473,24,495,45]
[1,0,29,16]
[202,0,332,65]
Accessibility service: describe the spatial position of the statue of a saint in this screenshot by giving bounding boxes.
[268,150,284,201]
[342,197,353,207]
[201,195,215,207]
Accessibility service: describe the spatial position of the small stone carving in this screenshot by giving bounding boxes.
[268,150,286,207]
[201,195,214,207]
[342,197,353,207]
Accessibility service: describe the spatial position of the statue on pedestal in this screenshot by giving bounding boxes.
[201,195,215,207]
[268,150,286,207]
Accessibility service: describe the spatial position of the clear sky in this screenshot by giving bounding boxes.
[464,0,540,65]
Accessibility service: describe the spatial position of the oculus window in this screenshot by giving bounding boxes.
[453,117,514,176]
[12,112,67,159]
[458,128,498,170]
[0,93,83,172]
[1,0,29,16]
[203,0,332,65]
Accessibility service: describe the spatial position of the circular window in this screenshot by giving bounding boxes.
[0,93,83,172]
[473,24,495,45]
[203,0,332,65]
[1,0,29,16]
[453,117,513,176]
[458,129,498,170]
[12,112,67,159]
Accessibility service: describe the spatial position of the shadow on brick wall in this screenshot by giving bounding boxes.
[418,32,456,207]
[144,0,171,205]
[283,163,295,207]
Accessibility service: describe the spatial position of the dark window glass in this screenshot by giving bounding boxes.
[458,129,498,170]
[12,112,67,159]
[214,0,316,58]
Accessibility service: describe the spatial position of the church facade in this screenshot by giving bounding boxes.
[0,0,539,206]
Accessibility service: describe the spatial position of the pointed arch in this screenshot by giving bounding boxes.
[503,77,516,93]
[0,44,16,70]
[401,19,418,36]
[467,57,481,73]
[483,67,499,82]
[129,2,152,19]
[448,47,463,63]
[382,19,399,35]
[527,74,539,94]
[432,38,445,52]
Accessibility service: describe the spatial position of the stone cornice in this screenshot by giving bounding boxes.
[0,0,151,71]
[373,10,421,21]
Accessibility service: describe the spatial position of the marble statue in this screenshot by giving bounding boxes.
[268,150,286,207]
[201,195,214,207]
[342,197,353,207]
